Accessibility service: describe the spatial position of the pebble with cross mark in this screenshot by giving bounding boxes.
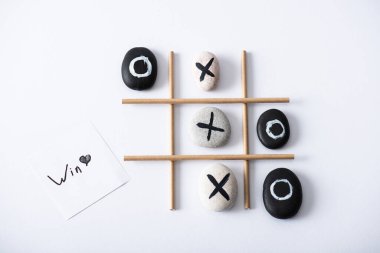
[190,107,231,148]
[193,52,219,91]
[199,163,237,211]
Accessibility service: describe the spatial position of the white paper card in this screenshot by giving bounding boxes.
[30,122,129,219]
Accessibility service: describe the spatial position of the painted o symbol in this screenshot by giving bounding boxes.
[270,179,293,201]
[129,56,152,78]
[266,119,285,140]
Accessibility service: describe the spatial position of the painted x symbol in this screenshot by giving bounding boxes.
[196,112,225,141]
[196,58,215,81]
[207,173,230,201]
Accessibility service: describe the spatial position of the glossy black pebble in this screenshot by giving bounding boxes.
[121,47,157,91]
[257,109,290,149]
[263,168,302,219]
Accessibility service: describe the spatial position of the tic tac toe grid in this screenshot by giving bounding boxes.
[122,51,295,210]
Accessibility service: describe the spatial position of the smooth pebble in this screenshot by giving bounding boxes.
[190,107,231,148]
[199,163,237,211]
[193,52,219,91]
[257,109,290,149]
[122,47,157,91]
[263,168,302,219]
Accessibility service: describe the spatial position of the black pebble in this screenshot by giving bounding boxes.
[257,109,290,149]
[121,47,157,91]
[263,168,302,219]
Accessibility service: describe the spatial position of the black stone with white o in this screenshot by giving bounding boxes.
[263,168,302,219]
[257,109,290,149]
[121,47,157,91]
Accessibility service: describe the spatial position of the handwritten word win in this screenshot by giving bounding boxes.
[47,154,91,186]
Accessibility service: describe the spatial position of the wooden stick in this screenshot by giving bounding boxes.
[169,51,175,210]
[122,97,289,104]
[124,154,295,161]
[242,50,250,209]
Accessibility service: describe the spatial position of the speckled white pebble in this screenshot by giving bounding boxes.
[199,163,238,211]
[193,52,219,91]
[190,107,231,148]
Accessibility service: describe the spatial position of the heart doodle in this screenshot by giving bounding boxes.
[79,154,91,166]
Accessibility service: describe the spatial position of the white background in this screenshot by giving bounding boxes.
[0,0,379,252]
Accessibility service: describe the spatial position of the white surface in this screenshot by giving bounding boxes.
[0,0,379,252]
